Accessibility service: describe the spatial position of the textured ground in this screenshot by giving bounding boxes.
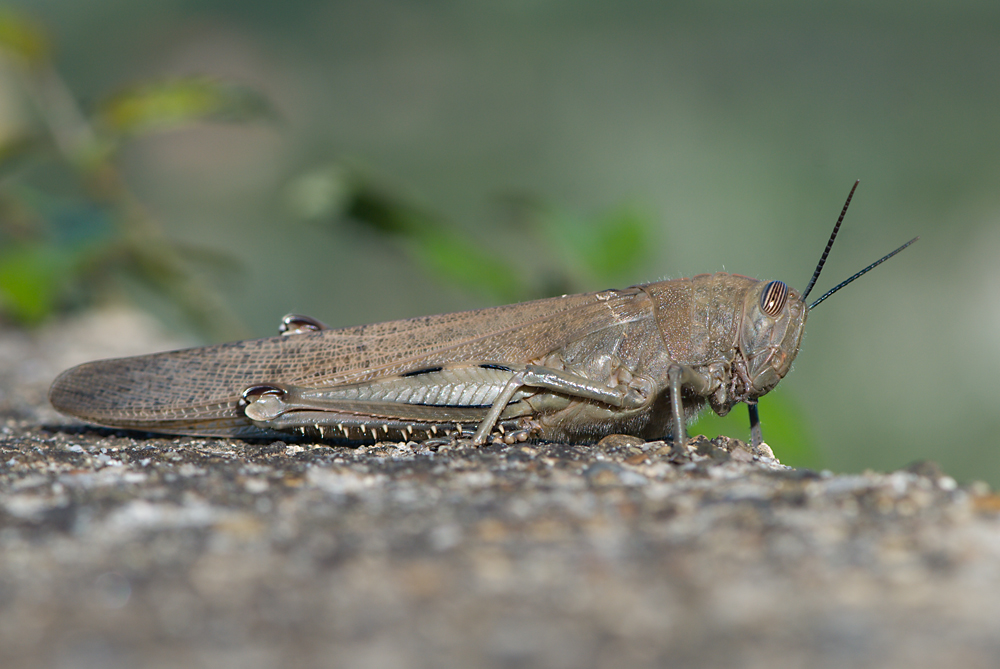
[2,309,1000,669]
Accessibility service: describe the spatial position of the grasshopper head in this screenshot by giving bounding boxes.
[732,182,916,406]
[738,279,808,398]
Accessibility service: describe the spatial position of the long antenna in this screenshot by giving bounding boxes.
[808,237,918,309]
[801,180,859,301]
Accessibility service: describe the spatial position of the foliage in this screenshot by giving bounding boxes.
[285,165,655,302]
[0,6,649,332]
[0,8,271,338]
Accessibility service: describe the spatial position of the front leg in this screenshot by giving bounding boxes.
[748,401,762,449]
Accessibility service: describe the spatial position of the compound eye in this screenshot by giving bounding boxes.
[760,281,789,317]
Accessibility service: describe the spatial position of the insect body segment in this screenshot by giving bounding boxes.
[739,279,807,399]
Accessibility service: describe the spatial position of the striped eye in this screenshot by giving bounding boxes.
[760,280,789,317]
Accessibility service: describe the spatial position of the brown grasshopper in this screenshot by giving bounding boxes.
[49,182,915,450]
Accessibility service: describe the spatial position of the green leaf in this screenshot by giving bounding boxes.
[0,243,74,324]
[285,165,353,221]
[408,229,527,303]
[0,8,49,66]
[345,184,432,237]
[688,391,822,469]
[97,77,276,137]
[580,205,650,281]
[520,202,652,285]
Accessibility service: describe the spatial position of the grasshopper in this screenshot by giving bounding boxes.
[49,182,915,450]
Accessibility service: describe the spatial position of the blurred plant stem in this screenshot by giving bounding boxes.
[286,163,656,304]
[39,68,248,339]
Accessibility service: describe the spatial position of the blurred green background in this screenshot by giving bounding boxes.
[1,1,998,482]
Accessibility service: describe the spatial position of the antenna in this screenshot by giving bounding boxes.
[808,237,918,309]
[801,180,859,301]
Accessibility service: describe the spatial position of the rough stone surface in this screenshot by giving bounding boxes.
[2,309,1000,669]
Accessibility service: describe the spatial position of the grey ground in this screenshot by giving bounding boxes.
[2,309,1000,669]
